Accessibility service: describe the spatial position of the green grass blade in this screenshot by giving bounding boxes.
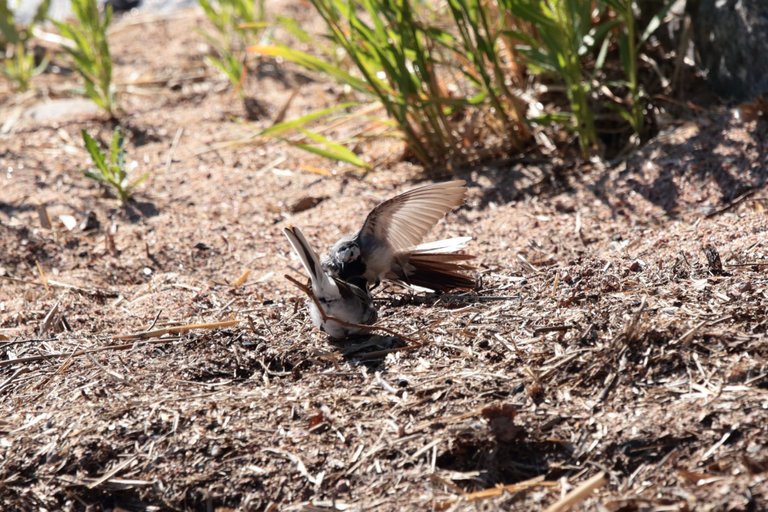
[276,15,312,44]
[249,44,372,93]
[258,102,358,137]
[129,171,150,190]
[639,0,676,44]
[289,128,368,169]
[81,130,108,174]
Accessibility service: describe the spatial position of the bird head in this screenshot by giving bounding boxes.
[323,238,365,279]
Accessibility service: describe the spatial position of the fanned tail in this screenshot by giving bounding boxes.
[389,247,476,292]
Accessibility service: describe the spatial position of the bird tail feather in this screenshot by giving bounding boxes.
[283,226,332,289]
[390,250,476,292]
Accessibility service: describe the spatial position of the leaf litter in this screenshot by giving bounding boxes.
[1,4,767,511]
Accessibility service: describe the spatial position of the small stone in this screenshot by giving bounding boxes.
[335,479,350,494]
[288,196,327,213]
[58,214,77,231]
[79,211,100,231]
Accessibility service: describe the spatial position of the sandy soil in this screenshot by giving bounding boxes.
[1,5,767,511]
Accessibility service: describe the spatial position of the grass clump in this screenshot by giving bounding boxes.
[253,0,530,168]
[198,0,267,99]
[0,0,50,91]
[54,0,115,116]
[258,102,371,170]
[81,128,148,204]
[599,0,674,141]
[503,0,676,155]
[253,0,676,166]
[503,0,600,157]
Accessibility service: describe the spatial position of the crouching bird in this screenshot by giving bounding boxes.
[323,180,475,292]
[283,226,377,339]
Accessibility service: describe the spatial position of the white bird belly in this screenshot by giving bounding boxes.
[307,286,370,339]
[363,245,394,282]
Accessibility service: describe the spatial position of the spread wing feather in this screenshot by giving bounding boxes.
[360,180,467,252]
[409,236,472,254]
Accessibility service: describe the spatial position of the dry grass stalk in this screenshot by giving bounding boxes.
[0,337,181,368]
[461,474,556,502]
[34,260,49,291]
[543,472,606,512]
[231,269,251,288]
[37,301,61,336]
[0,275,118,297]
[113,319,240,341]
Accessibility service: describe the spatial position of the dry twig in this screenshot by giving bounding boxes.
[113,319,239,341]
[0,338,180,368]
[543,472,606,512]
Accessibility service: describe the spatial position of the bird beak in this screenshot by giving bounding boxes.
[322,259,340,275]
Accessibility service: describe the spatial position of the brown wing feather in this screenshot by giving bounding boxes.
[360,180,467,253]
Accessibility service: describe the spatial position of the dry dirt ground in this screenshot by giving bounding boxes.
[1,5,768,512]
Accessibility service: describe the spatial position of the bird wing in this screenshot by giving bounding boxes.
[408,236,472,254]
[359,180,467,253]
[283,226,332,290]
[335,276,370,302]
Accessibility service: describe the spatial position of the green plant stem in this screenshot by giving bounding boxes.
[54,0,115,116]
[622,1,642,134]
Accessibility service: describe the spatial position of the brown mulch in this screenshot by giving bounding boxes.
[1,5,767,511]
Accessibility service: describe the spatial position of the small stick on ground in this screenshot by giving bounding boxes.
[0,337,180,368]
[284,274,417,344]
[114,319,239,341]
[164,127,184,174]
[146,310,163,332]
[461,474,555,502]
[534,324,574,336]
[347,344,423,360]
[543,472,606,512]
[622,297,647,343]
[671,319,707,346]
[262,448,320,485]
[705,189,757,218]
[703,244,726,276]
[38,301,61,337]
[0,276,118,298]
[247,315,258,335]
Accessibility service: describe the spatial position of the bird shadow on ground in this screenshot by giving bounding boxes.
[335,334,408,369]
